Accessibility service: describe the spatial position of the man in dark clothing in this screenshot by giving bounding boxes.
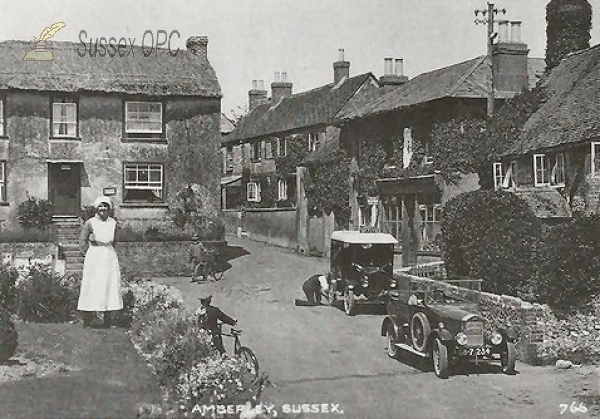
[302,274,329,305]
[197,294,237,354]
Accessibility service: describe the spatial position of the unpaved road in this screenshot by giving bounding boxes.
[160,236,599,419]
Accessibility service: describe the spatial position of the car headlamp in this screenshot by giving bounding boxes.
[389,278,397,288]
[490,331,503,345]
[455,332,468,346]
[361,277,369,287]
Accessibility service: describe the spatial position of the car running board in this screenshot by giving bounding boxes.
[395,343,429,358]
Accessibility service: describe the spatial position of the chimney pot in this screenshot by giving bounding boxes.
[394,58,404,76]
[249,79,268,111]
[384,58,393,76]
[497,20,509,43]
[333,49,350,84]
[186,36,208,57]
[338,48,345,61]
[271,72,293,103]
[510,21,522,43]
[281,71,288,82]
[259,80,265,90]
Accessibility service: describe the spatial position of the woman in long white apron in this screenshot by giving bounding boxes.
[78,196,123,327]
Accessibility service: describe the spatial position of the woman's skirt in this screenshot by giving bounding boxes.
[77,245,123,311]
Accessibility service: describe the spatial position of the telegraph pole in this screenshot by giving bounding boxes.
[475,2,506,119]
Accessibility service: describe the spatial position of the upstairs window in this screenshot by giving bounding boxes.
[0,97,5,137]
[225,146,234,173]
[403,128,413,169]
[251,141,262,161]
[125,101,163,135]
[493,163,503,189]
[124,163,163,203]
[247,181,260,202]
[0,161,6,202]
[534,154,549,186]
[276,138,287,157]
[52,98,78,138]
[308,133,320,152]
[551,153,565,186]
[277,178,287,201]
[265,139,275,159]
[591,143,600,175]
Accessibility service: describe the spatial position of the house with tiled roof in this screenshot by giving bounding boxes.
[496,43,600,218]
[334,23,545,265]
[0,36,222,237]
[221,50,378,210]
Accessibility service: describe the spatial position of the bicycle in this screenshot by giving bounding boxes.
[192,250,224,282]
[220,325,259,377]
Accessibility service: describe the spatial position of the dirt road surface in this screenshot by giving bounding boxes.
[160,236,599,419]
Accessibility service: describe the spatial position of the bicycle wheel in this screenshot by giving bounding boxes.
[193,263,208,283]
[237,346,259,377]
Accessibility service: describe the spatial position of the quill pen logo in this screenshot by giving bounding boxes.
[23,22,66,61]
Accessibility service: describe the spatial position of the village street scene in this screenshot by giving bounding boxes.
[0,0,600,418]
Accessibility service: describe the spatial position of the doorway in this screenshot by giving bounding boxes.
[48,163,81,216]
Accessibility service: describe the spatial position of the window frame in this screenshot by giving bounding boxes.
[123,162,164,203]
[251,141,262,162]
[123,100,165,139]
[225,146,234,173]
[277,178,287,201]
[51,96,79,139]
[277,138,287,157]
[551,152,565,186]
[247,181,261,202]
[534,154,549,186]
[0,95,5,138]
[308,133,320,152]
[0,161,6,203]
[265,139,275,160]
[591,142,600,175]
[493,162,503,189]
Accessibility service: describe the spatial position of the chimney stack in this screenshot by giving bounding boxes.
[379,57,409,87]
[249,80,267,111]
[492,21,529,94]
[186,36,208,58]
[271,72,293,103]
[333,48,350,84]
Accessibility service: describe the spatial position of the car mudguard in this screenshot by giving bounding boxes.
[433,328,454,342]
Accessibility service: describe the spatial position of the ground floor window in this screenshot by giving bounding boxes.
[247,181,260,202]
[381,196,402,240]
[418,203,442,252]
[0,161,5,202]
[277,178,287,201]
[124,163,163,203]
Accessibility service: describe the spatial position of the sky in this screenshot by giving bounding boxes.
[2,0,599,118]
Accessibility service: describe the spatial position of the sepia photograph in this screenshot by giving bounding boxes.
[0,0,599,417]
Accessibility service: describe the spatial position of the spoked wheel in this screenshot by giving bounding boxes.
[193,263,208,283]
[386,323,400,359]
[343,288,356,316]
[432,338,450,379]
[410,312,430,352]
[501,342,516,374]
[237,346,259,377]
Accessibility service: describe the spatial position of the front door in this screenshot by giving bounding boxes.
[48,163,81,216]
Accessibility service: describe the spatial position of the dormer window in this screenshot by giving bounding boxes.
[534,154,549,186]
[534,153,565,187]
[493,163,503,189]
[308,133,320,152]
[52,97,78,138]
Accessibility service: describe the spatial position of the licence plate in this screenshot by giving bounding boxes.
[461,347,491,357]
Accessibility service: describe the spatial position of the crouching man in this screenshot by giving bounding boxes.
[302,274,330,305]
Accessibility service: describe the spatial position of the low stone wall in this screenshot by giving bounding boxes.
[116,241,225,277]
[243,208,296,250]
[222,209,242,236]
[0,242,58,274]
[395,264,553,365]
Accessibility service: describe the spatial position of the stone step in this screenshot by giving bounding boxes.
[66,263,84,270]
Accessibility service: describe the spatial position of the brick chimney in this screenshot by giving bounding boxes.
[249,80,267,111]
[333,48,350,84]
[492,21,529,94]
[186,36,208,58]
[271,72,293,103]
[379,58,409,86]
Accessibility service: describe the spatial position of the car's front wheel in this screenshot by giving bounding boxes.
[432,338,450,379]
[410,312,430,352]
[501,342,516,374]
[344,288,356,316]
[386,323,399,359]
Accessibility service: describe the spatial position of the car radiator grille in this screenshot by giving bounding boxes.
[463,320,484,347]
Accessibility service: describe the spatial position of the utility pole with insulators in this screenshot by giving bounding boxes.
[474,2,506,119]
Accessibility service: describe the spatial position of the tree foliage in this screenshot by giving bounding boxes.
[546,0,592,72]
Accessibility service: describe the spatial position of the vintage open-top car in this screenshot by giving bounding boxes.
[327,231,398,315]
[381,276,517,378]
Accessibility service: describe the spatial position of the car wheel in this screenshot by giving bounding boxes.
[432,338,450,379]
[501,342,516,374]
[386,323,399,359]
[344,288,356,316]
[410,312,430,353]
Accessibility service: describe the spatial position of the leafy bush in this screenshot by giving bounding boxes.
[0,264,19,315]
[17,196,54,229]
[168,184,224,241]
[442,189,542,298]
[16,265,79,323]
[0,309,18,363]
[537,215,600,310]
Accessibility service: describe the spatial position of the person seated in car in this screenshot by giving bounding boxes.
[408,283,423,306]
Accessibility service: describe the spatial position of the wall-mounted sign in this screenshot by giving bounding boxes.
[103,187,116,196]
[61,164,71,170]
